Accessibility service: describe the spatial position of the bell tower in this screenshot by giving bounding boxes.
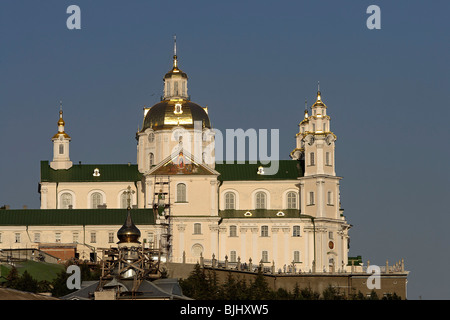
[50,102,73,170]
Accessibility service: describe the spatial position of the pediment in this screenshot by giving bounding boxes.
[147,149,219,176]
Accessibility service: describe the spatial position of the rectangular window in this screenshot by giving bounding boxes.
[293,226,301,237]
[261,226,269,237]
[294,251,300,262]
[262,251,269,263]
[229,225,237,237]
[55,233,61,243]
[108,232,114,243]
[73,233,79,243]
[34,233,40,243]
[309,192,315,205]
[193,223,201,235]
[59,144,64,155]
[0,233,2,243]
[310,153,315,166]
[323,123,326,132]
[15,233,21,243]
[90,232,96,243]
[326,152,330,166]
[329,231,334,239]
[230,251,237,263]
[327,191,333,205]
[312,123,316,132]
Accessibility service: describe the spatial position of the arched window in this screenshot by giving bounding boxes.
[91,192,103,209]
[255,192,266,209]
[149,153,155,167]
[193,223,202,235]
[191,244,203,258]
[229,225,237,237]
[120,192,128,209]
[177,183,187,202]
[287,191,297,209]
[60,193,73,209]
[225,192,236,210]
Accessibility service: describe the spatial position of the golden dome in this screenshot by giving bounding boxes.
[141,100,211,132]
[312,91,327,108]
[164,55,188,79]
[52,110,71,140]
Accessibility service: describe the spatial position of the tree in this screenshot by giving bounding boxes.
[5,266,19,288]
[322,285,344,300]
[15,270,38,293]
[249,269,272,300]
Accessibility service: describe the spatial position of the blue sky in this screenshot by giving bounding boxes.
[1,0,449,299]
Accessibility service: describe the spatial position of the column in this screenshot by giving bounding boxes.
[219,227,227,260]
[304,229,310,271]
[209,225,219,258]
[251,227,258,262]
[146,178,153,208]
[177,224,186,263]
[240,227,247,261]
[282,227,290,265]
[271,227,279,265]
[299,182,305,214]
[210,180,217,216]
[41,187,48,209]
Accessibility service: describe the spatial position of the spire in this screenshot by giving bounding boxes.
[313,82,326,107]
[173,34,178,69]
[304,99,308,117]
[58,101,64,126]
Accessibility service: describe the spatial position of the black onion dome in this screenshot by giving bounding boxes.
[142,100,211,131]
[117,210,141,244]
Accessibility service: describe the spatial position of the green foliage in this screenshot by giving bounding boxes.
[179,264,403,300]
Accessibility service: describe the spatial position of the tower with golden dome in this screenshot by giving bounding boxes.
[50,102,73,170]
[136,37,215,174]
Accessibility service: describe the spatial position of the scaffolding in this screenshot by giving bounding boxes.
[96,244,163,297]
[152,175,173,263]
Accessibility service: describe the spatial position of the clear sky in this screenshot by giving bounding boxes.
[1,0,449,299]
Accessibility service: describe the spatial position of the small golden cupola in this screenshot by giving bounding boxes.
[53,103,71,140]
[50,102,73,170]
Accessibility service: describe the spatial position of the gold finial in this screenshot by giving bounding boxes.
[304,99,308,118]
[173,34,178,69]
[58,101,65,126]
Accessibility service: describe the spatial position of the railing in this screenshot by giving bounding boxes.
[170,254,407,275]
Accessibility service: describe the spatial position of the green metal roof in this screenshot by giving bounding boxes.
[40,160,303,184]
[40,161,143,183]
[0,209,155,226]
[215,160,303,182]
[219,209,306,219]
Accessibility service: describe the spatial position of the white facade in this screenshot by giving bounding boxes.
[1,51,352,273]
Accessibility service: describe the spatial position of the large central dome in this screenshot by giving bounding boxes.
[142,100,211,131]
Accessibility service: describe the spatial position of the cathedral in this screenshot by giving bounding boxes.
[0,43,352,274]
